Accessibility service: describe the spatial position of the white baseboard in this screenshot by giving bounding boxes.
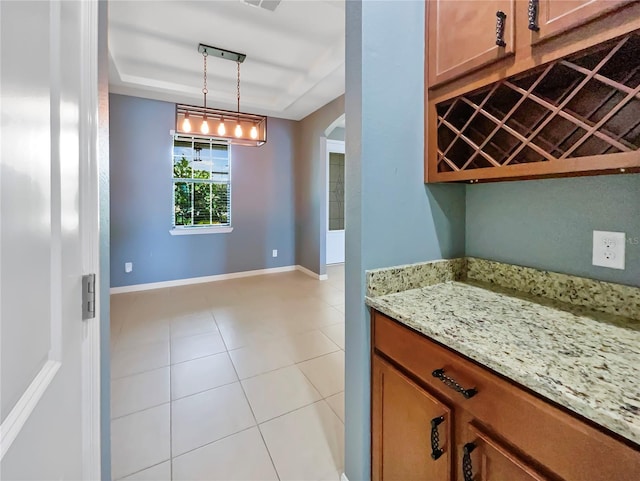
[296,264,329,281]
[340,473,349,481]
[110,265,298,294]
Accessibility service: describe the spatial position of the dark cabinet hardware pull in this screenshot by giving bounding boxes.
[463,442,476,481]
[496,10,507,47]
[528,0,540,31]
[430,416,445,460]
[432,368,478,399]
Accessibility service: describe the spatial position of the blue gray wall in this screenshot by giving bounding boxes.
[109,94,296,288]
[294,95,345,276]
[466,174,640,287]
[344,2,466,479]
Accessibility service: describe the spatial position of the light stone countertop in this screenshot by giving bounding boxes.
[366,280,640,445]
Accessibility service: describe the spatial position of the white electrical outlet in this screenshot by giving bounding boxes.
[592,231,625,270]
[125,262,133,273]
[272,249,278,258]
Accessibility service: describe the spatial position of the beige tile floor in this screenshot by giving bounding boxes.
[110,265,345,481]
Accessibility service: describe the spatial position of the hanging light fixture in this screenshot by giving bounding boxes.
[176,43,267,147]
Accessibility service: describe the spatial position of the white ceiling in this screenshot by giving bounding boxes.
[108,0,345,121]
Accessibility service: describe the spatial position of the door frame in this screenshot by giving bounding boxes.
[325,138,346,265]
[79,0,102,478]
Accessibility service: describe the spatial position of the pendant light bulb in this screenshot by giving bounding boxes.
[250,125,258,140]
[234,123,243,138]
[201,115,209,134]
[182,112,191,132]
[217,118,226,136]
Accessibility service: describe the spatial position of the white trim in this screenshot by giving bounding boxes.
[79,0,101,478]
[0,360,61,460]
[340,473,349,481]
[296,264,329,281]
[170,226,233,236]
[110,265,299,294]
[324,113,346,137]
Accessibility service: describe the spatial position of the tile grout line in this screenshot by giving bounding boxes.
[219,315,342,347]
[256,424,282,481]
[114,459,169,481]
[232,345,342,382]
[297,365,344,406]
[170,425,257,464]
[111,362,171,381]
[110,400,171,422]
[256,397,334,426]
[223,328,282,481]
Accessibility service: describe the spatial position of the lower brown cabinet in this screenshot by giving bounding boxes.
[463,424,551,481]
[371,309,640,481]
[372,354,548,481]
[372,355,452,481]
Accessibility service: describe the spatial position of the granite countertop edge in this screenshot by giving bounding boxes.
[365,290,640,446]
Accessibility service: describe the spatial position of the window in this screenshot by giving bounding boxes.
[172,134,231,231]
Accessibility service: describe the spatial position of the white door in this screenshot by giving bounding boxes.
[0,1,101,479]
[326,140,346,265]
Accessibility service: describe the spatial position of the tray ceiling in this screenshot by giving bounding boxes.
[108,0,345,120]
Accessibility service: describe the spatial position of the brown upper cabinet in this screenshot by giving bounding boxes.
[531,0,634,44]
[427,0,640,89]
[428,0,516,86]
[425,0,640,183]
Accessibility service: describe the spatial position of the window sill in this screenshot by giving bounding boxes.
[170,226,234,236]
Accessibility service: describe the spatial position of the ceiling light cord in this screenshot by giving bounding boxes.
[202,51,208,109]
[235,61,243,137]
[237,61,241,118]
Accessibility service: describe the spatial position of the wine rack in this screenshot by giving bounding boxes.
[434,32,640,182]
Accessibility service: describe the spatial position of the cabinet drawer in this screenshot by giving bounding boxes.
[372,310,640,481]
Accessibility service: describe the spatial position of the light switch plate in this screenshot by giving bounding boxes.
[592,231,625,270]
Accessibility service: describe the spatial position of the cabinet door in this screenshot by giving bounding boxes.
[427,0,515,87]
[460,424,553,481]
[531,0,635,43]
[372,355,452,481]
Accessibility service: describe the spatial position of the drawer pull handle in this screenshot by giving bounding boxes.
[463,442,476,481]
[430,416,445,460]
[495,10,507,47]
[528,0,540,31]
[432,368,478,399]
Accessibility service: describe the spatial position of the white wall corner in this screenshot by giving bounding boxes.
[340,473,349,481]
